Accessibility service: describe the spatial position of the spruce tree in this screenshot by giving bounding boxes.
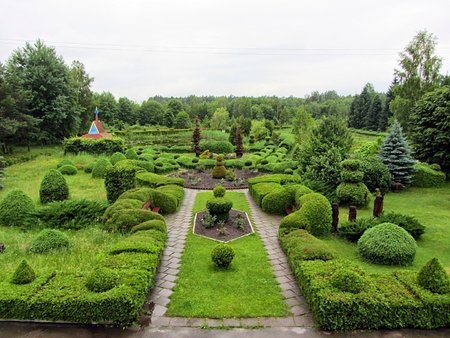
[378,80,396,131]
[359,83,375,129]
[379,120,415,185]
[367,94,382,131]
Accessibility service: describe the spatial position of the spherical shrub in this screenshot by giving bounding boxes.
[297,193,332,236]
[27,229,70,254]
[417,258,449,294]
[85,268,118,292]
[331,269,366,294]
[125,149,139,160]
[58,164,78,175]
[211,244,235,268]
[0,189,35,227]
[84,162,96,173]
[110,152,127,165]
[262,190,292,215]
[357,223,417,265]
[206,197,233,221]
[213,185,226,198]
[131,220,167,234]
[57,159,74,168]
[336,182,370,207]
[11,260,36,285]
[40,169,69,204]
[91,159,113,178]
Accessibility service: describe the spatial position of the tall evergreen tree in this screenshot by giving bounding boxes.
[379,120,415,185]
[379,80,396,131]
[348,95,361,128]
[359,83,375,129]
[367,94,382,131]
[69,60,93,133]
[192,117,201,156]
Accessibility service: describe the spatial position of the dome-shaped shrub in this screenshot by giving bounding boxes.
[125,149,139,160]
[131,220,167,234]
[110,152,127,165]
[57,159,74,168]
[211,244,235,268]
[11,260,36,285]
[0,189,35,227]
[357,223,417,265]
[58,164,78,175]
[39,169,69,204]
[206,197,233,221]
[262,190,292,215]
[213,185,226,198]
[297,193,332,236]
[84,161,96,173]
[27,229,70,254]
[417,258,450,294]
[91,159,113,178]
[85,268,118,292]
[331,269,366,293]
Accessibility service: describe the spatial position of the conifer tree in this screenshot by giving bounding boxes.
[192,117,201,157]
[379,120,415,185]
[235,127,243,158]
[367,94,382,131]
[378,80,396,131]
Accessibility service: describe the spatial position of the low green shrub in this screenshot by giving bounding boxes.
[105,167,136,203]
[57,159,74,168]
[125,149,139,160]
[200,140,234,154]
[150,190,178,214]
[64,137,125,155]
[357,223,417,265]
[84,162,96,173]
[251,182,284,206]
[330,269,366,293]
[130,220,167,234]
[417,258,450,294]
[109,229,166,254]
[261,189,292,214]
[85,268,119,293]
[359,157,392,192]
[293,185,314,205]
[136,172,185,188]
[336,182,370,207]
[176,156,197,169]
[105,209,165,233]
[378,212,425,239]
[10,260,36,285]
[115,159,154,173]
[92,159,113,179]
[103,199,144,220]
[0,189,35,227]
[211,244,235,268]
[206,197,233,222]
[337,218,378,242]
[40,169,69,204]
[213,185,226,198]
[117,188,153,202]
[412,162,446,187]
[27,229,70,254]
[280,229,335,261]
[58,164,78,175]
[297,193,332,236]
[156,185,184,207]
[110,152,127,165]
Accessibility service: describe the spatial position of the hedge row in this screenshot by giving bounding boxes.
[136,172,185,188]
[412,163,446,187]
[63,138,125,155]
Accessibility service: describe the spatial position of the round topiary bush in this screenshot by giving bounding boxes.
[212,155,227,179]
[57,159,74,168]
[10,260,36,285]
[85,268,118,292]
[84,161,96,173]
[213,185,226,198]
[206,197,233,221]
[39,169,69,204]
[297,193,332,236]
[27,229,70,254]
[125,149,139,160]
[357,223,417,265]
[262,190,292,215]
[336,182,370,207]
[211,244,235,268]
[110,152,127,165]
[331,269,366,293]
[417,258,450,294]
[0,189,35,227]
[91,159,113,179]
[58,164,78,175]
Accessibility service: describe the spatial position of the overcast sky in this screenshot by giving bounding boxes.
[0,0,449,101]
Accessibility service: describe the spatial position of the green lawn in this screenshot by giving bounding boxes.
[166,191,288,318]
[330,183,450,274]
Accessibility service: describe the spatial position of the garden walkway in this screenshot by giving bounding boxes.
[148,188,313,328]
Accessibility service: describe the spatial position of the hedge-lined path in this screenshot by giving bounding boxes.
[149,188,313,328]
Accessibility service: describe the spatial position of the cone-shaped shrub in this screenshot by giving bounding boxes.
[0,189,35,227]
[39,170,69,204]
[11,260,36,284]
[212,155,227,179]
[417,258,450,294]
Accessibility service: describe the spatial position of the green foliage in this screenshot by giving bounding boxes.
[58,164,78,175]
[213,185,226,198]
[280,229,335,261]
[39,169,69,204]
[85,268,118,293]
[84,161,96,173]
[150,190,178,214]
[250,119,269,141]
[354,139,383,158]
[36,199,108,230]
[250,182,284,206]
[417,258,450,294]
[125,149,139,160]
[104,167,136,203]
[337,218,378,242]
[210,107,229,130]
[379,120,415,185]
[91,158,113,179]
[115,159,154,173]
[206,197,233,222]
[10,260,36,285]
[108,229,166,254]
[57,159,74,168]
[212,155,227,179]
[412,162,446,187]
[378,212,425,239]
[173,111,192,129]
[156,185,185,208]
[359,156,392,192]
[110,152,127,165]
[64,137,125,155]
[336,183,370,207]
[225,169,236,181]
[27,229,70,254]
[331,269,366,293]
[262,189,292,215]
[0,189,35,227]
[357,223,417,265]
[200,140,234,154]
[105,209,165,233]
[136,172,184,188]
[130,220,167,234]
[211,244,235,268]
[0,156,5,190]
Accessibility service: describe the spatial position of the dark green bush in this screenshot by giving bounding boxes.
[85,268,119,293]
[150,190,178,214]
[27,229,70,254]
[244,160,252,166]
[331,269,366,293]
[206,197,233,221]
[117,188,153,202]
[337,218,378,242]
[378,212,425,239]
[250,182,284,206]
[115,159,154,173]
[412,162,446,187]
[64,137,125,155]
[201,140,234,154]
[213,185,226,198]
[336,182,370,207]
[136,172,185,188]
[103,198,144,220]
[262,189,292,214]
[341,170,364,183]
[280,229,335,261]
[58,164,78,175]
[293,185,314,205]
[130,220,167,234]
[84,161,96,173]
[211,244,235,268]
[341,159,360,171]
[105,167,136,203]
[91,159,113,179]
[359,157,392,192]
[357,223,417,265]
[10,260,36,285]
[156,185,185,207]
[39,169,69,204]
[295,193,332,236]
[36,199,108,230]
[110,152,127,165]
[176,156,197,169]
[57,159,74,168]
[105,209,165,233]
[417,258,450,294]
[125,149,139,160]
[109,229,166,254]
[0,189,35,227]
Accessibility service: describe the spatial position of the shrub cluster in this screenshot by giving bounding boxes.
[411,162,446,187]
[211,244,235,268]
[64,137,125,155]
[336,159,370,207]
[40,169,69,204]
[0,189,35,227]
[27,229,70,254]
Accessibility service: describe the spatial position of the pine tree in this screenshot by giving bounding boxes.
[379,120,415,185]
[192,117,201,157]
[367,94,382,131]
[235,127,244,158]
[348,95,361,128]
[378,80,396,131]
[359,83,375,129]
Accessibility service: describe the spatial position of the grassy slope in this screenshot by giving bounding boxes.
[167,191,288,318]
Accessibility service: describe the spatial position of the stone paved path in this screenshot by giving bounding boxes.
[149,188,313,328]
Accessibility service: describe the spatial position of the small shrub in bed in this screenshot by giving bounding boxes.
[27,229,70,254]
[91,159,113,178]
[212,155,227,179]
[85,268,119,293]
[39,169,69,203]
[211,244,235,268]
[331,269,366,293]
[206,197,233,222]
[357,223,417,265]
[11,260,36,285]
[213,185,226,197]
[0,189,35,227]
[58,164,78,175]
[417,258,450,294]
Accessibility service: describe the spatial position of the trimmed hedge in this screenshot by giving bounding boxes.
[0,189,35,228]
[115,159,154,173]
[248,174,301,190]
[92,159,113,179]
[250,182,284,206]
[58,164,78,175]
[131,220,167,234]
[104,209,165,233]
[105,167,136,203]
[200,140,234,154]
[206,197,233,222]
[156,185,185,208]
[39,170,69,204]
[136,172,184,188]
[336,182,370,207]
[110,152,127,165]
[280,229,335,261]
[64,137,125,155]
[261,189,292,215]
[412,162,446,187]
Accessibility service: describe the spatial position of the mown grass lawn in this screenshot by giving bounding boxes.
[166,191,288,318]
[330,183,450,274]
